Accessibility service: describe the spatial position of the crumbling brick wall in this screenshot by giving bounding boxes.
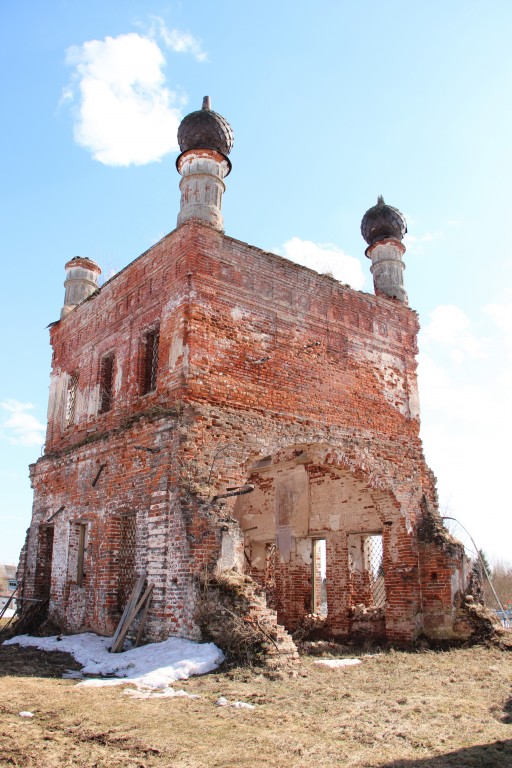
[21,221,469,643]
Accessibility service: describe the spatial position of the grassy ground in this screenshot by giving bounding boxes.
[1,641,512,767]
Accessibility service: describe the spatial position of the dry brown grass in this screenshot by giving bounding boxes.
[1,642,512,767]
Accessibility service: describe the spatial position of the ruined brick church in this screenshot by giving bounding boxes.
[18,97,474,646]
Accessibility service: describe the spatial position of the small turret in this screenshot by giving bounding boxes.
[176,96,234,231]
[361,196,408,303]
[61,257,101,319]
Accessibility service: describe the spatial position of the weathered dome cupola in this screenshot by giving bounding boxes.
[361,195,407,246]
[176,96,233,231]
[361,196,408,303]
[177,95,234,162]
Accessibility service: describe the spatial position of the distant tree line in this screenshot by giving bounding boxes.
[475,551,512,610]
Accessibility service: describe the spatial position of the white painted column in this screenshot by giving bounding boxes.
[176,149,230,231]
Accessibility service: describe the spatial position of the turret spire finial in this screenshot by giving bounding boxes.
[202,95,211,110]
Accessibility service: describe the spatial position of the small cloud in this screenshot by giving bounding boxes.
[403,231,439,254]
[64,32,184,166]
[59,86,74,106]
[484,292,512,353]
[0,400,45,447]
[279,237,366,290]
[148,16,207,62]
[421,304,484,361]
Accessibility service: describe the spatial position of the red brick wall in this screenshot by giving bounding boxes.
[23,221,466,642]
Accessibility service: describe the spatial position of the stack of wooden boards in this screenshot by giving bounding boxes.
[110,571,154,653]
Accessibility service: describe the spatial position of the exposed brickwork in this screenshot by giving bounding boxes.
[19,220,471,645]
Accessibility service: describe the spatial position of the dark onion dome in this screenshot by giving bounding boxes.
[177,96,234,159]
[361,196,407,246]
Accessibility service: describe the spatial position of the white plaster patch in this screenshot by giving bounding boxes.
[328,514,341,531]
[231,306,247,321]
[89,383,100,416]
[296,537,312,565]
[114,360,123,395]
[168,332,184,370]
[163,294,187,313]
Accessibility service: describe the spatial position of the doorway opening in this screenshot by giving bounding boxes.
[34,525,54,599]
[312,538,327,616]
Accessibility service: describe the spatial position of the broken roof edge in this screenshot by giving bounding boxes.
[53,220,416,325]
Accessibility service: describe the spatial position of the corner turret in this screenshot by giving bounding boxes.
[61,256,101,319]
[361,196,408,303]
[176,96,234,231]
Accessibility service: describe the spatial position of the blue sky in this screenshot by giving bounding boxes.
[1,0,511,566]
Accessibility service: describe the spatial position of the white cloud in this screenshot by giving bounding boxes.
[64,32,184,166]
[403,231,439,254]
[421,304,484,361]
[484,292,512,353]
[418,297,512,563]
[0,400,45,447]
[148,16,207,62]
[279,237,366,290]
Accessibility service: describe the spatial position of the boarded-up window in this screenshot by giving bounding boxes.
[141,329,159,395]
[99,353,115,414]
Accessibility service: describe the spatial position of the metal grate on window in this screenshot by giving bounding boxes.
[118,514,137,610]
[366,534,386,608]
[142,330,159,394]
[65,373,78,426]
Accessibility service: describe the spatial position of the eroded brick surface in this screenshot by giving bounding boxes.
[19,221,469,644]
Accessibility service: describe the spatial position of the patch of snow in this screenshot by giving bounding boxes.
[313,658,361,668]
[4,633,224,691]
[124,687,200,700]
[216,696,255,709]
[19,711,34,718]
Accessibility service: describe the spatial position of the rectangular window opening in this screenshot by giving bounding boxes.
[367,534,385,608]
[142,329,160,395]
[76,523,87,587]
[68,522,88,587]
[99,353,115,414]
[118,514,137,611]
[312,538,327,617]
[348,532,385,609]
[65,372,79,427]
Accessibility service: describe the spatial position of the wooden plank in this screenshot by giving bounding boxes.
[0,590,16,620]
[110,571,146,652]
[111,583,153,653]
[110,571,146,649]
[76,523,86,587]
[134,584,154,647]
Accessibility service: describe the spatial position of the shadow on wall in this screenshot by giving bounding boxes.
[376,739,512,767]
